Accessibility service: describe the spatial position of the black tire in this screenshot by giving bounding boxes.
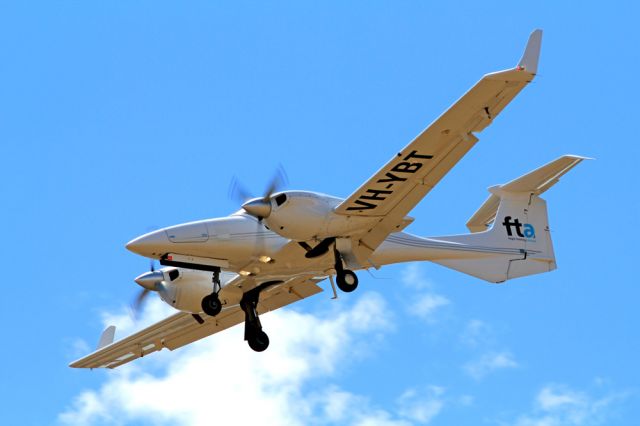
[248,330,270,352]
[201,294,222,317]
[336,270,358,293]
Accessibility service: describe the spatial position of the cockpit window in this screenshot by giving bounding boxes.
[275,193,287,206]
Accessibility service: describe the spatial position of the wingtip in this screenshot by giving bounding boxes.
[563,154,595,161]
[517,29,543,74]
[97,325,116,350]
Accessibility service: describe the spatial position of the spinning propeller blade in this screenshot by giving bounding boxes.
[132,288,151,316]
[263,165,287,201]
[130,261,161,318]
[228,166,288,261]
[228,177,254,205]
[233,166,288,220]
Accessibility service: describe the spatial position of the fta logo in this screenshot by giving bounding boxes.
[502,216,536,239]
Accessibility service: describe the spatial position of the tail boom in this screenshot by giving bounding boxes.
[371,155,587,283]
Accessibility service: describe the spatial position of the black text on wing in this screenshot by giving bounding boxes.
[346,150,433,211]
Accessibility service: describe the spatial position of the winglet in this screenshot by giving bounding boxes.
[517,29,543,74]
[96,325,116,350]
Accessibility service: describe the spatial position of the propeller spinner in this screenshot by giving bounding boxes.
[241,198,272,219]
[230,166,287,220]
[131,262,164,317]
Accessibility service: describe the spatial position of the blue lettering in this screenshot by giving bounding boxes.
[523,224,535,239]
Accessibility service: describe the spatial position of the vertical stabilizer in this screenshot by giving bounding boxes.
[431,155,588,283]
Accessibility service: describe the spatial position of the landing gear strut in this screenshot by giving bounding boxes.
[201,269,222,317]
[333,246,359,293]
[240,285,271,352]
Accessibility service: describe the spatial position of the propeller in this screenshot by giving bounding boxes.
[230,166,288,220]
[229,166,288,262]
[131,260,164,318]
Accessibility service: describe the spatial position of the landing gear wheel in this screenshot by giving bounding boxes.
[248,330,270,352]
[201,293,222,316]
[336,270,358,293]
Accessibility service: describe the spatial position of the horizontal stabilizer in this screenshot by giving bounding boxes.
[467,155,589,232]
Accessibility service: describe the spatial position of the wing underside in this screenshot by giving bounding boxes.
[70,276,324,369]
[335,30,542,255]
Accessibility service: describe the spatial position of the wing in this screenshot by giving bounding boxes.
[334,30,542,254]
[70,275,324,369]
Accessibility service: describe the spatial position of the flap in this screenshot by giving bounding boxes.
[332,30,543,252]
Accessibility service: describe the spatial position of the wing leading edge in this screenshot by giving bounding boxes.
[334,30,542,254]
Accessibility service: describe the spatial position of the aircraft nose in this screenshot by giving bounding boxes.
[126,230,170,257]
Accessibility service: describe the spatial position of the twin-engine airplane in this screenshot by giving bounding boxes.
[71,29,587,369]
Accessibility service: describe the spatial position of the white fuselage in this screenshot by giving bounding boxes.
[126,191,506,280]
[125,189,550,316]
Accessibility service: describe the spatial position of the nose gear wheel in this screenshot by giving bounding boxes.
[201,293,222,316]
[201,269,223,317]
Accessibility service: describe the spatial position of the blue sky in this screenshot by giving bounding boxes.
[1,1,638,425]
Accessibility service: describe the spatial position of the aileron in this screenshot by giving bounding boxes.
[333,30,543,255]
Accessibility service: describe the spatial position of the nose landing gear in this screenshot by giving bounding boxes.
[201,269,223,317]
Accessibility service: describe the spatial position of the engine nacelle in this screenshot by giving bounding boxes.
[157,268,242,314]
[262,191,378,241]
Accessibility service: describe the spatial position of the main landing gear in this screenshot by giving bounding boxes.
[201,269,223,317]
[200,271,275,352]
[300,238,360,294]
[333,246,358,293]
[240,286,269,352]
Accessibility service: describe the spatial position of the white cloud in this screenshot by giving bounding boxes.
[352,411,412,426]
[101,296,175,337]
[64,337,92,360]
[511,383,631,426]
[460,319,493,348]
[401,263,433,290]
[407,293,450,320]
[310,386,417,426]
[317,386,362,422]
[537,385,587,411]
[397,386,445,424]
[458,394,475,406]
[400,264,450,321]
[463,351,518,380]
[60,292,427,426]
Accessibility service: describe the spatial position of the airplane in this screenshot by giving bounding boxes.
[71,29,587,369]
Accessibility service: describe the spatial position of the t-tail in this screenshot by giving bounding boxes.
[375,155,589,282]
[430,155,588,282]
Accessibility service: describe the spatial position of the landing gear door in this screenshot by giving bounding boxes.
[335,237,373,270]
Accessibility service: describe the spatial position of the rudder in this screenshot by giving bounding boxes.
[432,155,588,283]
